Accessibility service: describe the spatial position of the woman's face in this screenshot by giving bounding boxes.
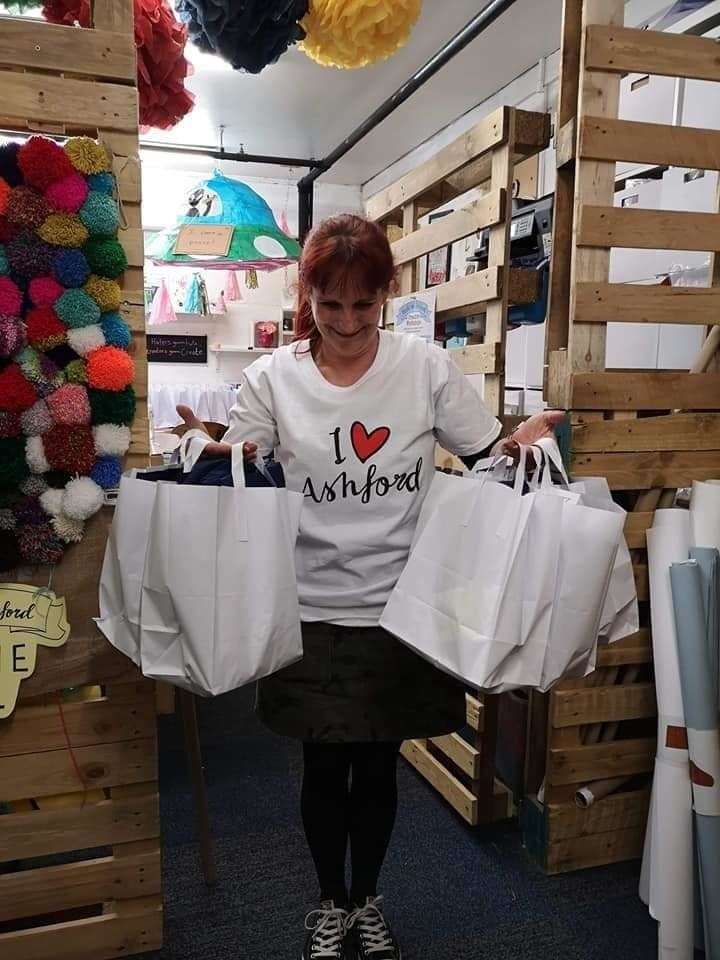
[310,280,385,359]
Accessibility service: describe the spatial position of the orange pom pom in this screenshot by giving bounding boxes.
[86,346,134,391]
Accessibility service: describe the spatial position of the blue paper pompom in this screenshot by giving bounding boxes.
[79,192,119,238]
[90,455,123,489]
[86,172,115,195]
[54,248,90,288]
[100,312,132,349]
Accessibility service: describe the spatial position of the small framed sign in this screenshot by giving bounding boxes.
[425,210,453,287]
[174,224,234,257]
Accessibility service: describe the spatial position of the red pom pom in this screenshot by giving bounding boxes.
[0,363,39,413]
[44,424,95,473]
[0,216,18,245]
[18,136,74,190]
[86,346,135,391]
[0,277,23,317]
[26,306,66,350]
[29,277,64,308]
[0,177,9,216]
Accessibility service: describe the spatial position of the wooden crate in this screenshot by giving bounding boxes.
[366,108,550,824]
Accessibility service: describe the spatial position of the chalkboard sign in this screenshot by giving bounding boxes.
[147,334,207,364]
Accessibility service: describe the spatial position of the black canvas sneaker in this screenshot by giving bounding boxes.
[347,896,401,959]
[303,900,350,960]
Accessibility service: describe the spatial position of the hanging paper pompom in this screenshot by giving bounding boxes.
[148,277,176,325]
[0,143,22,188]
[42,0,92,26]
[90,455,123,489]
[29,277,63,308]
[40,487,65,517]
[80,192,120,238]
[87,172,115,195]
[93,423,131,457]
[26,306,66,351]
[0,438,28,489]
[38,213,89,248]
[56,288,102,329]
[46,384,91,426]
[18,521,65,564]
[0,364,38,413]
[52,511,85,543]
[0,316,25,358]
[21,399,54,437]
[62,475,104,520]
[65,358,87,384]
[300,0,422,69]
[245,268,258,290]
[135,0,195,129]
[101,312,132,349]
[86,345,134,391]
[45,172,89,214]
[21,474,48,498]
[89,385,136,425]
[26,435,51,473]
[54,248,90,288]
[6,231,54,280]
[0,411,21,438]
[83,238,127,278]
[213,290,227,314]
[67,323,106,357]
[44,424,96,474]
[176,0,308,73]
[0,276,22,315]
[18,136,75,190]
[17,347,64,398]
[6,185,51,230]
[85,275,121,312]
[64,137,111,176]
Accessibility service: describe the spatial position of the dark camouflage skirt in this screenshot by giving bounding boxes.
[256,622,465,743]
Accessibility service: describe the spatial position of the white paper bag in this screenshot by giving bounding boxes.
[139,444,304,696]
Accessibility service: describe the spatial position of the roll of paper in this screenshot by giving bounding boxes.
[690,480,720,551]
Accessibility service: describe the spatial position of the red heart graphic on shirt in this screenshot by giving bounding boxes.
[350,421,391,463]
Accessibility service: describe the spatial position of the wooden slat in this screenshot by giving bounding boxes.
[17,633,139,701]
[448,341,501,375]
[547,788,651,841]
[0,789,159,861]
[575,281,720,325]
[547,736,656,785]
[466,693,483,732]
[585,23,720,83]
[391,190,505,265]
[597,640,652,668]
[114,155,141,204]
[0,899,162,960]
[0,737,157,802]
[546,825,646,873]
[551,682,656,728]
[93,0,136,33]
[573,413,720,452]
[432,267,501,315]
[0,18,135,81]
[580,115,720,171]
[570,372,720,410]
[119,302,145,333]
[623,512,654,548]
[0,848,161,922]
[573,450,720,490]
[401,739,478,825]
[555,117,576,168]
[0,70,138,131]
[430,733,481,780]
[119,227,144,268]
[578,205,720,252]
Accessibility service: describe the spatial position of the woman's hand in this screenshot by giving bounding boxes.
[175,405,257,460]
[498,410,566,459]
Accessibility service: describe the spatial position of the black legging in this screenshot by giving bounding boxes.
[301,741,401,906]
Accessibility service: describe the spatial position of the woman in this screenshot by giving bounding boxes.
[177,214,563,960]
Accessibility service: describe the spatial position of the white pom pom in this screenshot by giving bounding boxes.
[93,423,131,457]
[26,436,50,474]
[40,488,64,518]
[52,513,85,543]
[67,324,106,357]
[62,476,104,520]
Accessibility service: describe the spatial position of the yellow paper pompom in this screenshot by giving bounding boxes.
[85,275,121,312]
[64,137,111,175]
[300,0,422,69]
[38,213,89,248]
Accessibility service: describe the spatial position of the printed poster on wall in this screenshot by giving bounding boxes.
[392,291,436,341]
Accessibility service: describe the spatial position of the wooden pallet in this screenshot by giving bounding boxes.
[366,106,550,824]
[525,0,720,874]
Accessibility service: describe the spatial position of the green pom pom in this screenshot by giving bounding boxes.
[0,437,29,489]
[79,192,119,238]
[89,385,136,425]
[0,245,8,276]
[56,289,101,329]
[65,358,87,384]
[83,238,127,280]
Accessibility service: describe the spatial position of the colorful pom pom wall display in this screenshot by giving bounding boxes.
[0,134,136,565]
[300,0,422,69]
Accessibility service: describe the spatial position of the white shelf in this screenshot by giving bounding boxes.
[210,346,275,354]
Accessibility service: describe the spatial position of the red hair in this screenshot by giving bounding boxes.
[294,214,396,346]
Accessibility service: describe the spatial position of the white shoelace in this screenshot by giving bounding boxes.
[305,904,348,959]
[347,897,395,956]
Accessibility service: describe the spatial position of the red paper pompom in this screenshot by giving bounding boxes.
[29,277,64,308]
[18,136,75,190]
[0,177,9,216]
[0,363,39,413]
[136,0,195,131]
[26,306,66,350]
[86,345,134,391]
[43,423,96,474]
[42,0,91,26]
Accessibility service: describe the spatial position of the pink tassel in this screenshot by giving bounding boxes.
[224,270,242,301]
[279,209,291,236]
[148,278,177,325]
[213,290,227,314]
